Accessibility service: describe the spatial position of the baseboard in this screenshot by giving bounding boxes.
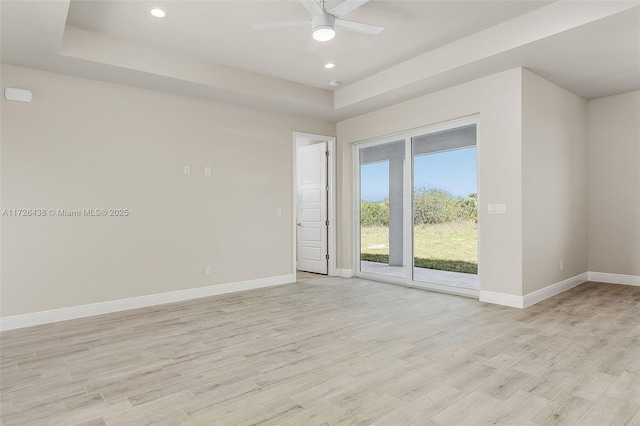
[480,272,588,309]
[336,268,354,278]
[479,290,524,308]
[523,272,588,308]
[5,271,634,330]
[0,274,295,331]
[588,271,640,286]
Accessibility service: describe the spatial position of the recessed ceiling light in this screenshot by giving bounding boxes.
[329,80,340,87]
[324,63,335,69]
[150,8,166,18]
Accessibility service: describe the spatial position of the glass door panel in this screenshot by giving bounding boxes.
[359,140,406,278]
[411,125,478,290]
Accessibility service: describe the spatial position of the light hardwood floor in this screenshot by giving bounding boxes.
[1,274,639,425]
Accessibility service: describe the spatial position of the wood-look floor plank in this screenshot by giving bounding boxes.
[531,391,593,426]
[482,390,550,425]
[605,371,640,402]
[577,395,640,425]
[430,390,502,424]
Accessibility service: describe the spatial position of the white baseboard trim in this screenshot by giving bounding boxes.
[479,290,524,308]
[0,274,295,331]
[480,272,588,309]
[588,271,640,286]
[336,268,354,278]
[523,272,588,308]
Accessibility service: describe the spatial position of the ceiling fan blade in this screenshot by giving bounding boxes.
[305,37,319,52]
[250,20,309,30]
[299,0,324,17]
[329,0,369,18]
[335,18,384,35]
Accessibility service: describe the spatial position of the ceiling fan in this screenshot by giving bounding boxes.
[251,0,384,42]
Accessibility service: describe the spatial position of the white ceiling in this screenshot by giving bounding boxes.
[1,1,639,121]
[65,1,550,90]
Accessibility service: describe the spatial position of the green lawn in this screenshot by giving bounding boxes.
[360,221,478,274]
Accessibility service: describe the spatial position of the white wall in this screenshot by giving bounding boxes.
[587,91,640,277]
[0,64,335,317]
[3,62,636,320]
[337,68,523,296]
[521,69,588,294]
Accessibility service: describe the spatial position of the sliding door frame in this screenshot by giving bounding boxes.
[353,115,480,297]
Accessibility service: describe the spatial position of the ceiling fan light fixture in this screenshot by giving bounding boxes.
[313,27,335,41]
[312,14,336,42]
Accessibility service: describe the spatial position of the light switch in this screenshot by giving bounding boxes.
[204,167,212,176]
[184,166,191,175]
[488,204,507,214]
[276,208,282,217]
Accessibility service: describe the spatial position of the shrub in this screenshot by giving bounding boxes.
[360,198,389,226]
[360,187,477,226]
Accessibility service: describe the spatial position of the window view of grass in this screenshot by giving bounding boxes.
[360,188,478,274]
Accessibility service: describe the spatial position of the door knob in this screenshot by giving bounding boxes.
[297,222,302,227]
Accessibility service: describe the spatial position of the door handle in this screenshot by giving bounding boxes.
[297,223,302,227]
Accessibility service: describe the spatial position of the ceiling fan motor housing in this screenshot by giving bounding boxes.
[312,13,336,33]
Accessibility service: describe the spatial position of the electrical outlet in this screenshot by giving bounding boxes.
[205,266,212,276]
[560,260,564,271]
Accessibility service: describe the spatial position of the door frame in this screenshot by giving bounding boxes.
[352,115,480,297]
[292,132,337,279]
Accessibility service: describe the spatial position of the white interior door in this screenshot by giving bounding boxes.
[297,143,328,274]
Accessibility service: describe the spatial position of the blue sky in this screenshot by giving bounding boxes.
[361,147,477,201]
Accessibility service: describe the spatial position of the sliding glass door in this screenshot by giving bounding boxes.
[412,126,478,290]
[358,140,406,279]
[355,118,479,295]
